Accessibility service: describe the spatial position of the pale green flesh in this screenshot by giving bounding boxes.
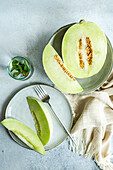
[43,44,83,94]
[62,21,107,78]
[1,119,45,155]
[27,97,53,145]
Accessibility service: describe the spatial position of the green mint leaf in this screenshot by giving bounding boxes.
[16,61,20,65]
[12,60,18,66]
[13,72,20,77]
[11,65,19,72]
[24,64,29,71]
[24,60,29,72]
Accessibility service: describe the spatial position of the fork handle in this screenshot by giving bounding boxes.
[47,102,76,145]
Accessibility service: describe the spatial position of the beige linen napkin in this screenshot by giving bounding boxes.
[66,72,113,170]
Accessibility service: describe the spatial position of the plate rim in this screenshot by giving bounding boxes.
[5,83,73,151]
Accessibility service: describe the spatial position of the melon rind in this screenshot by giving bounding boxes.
[62,21,107,78]
[1,118,45,155]
[43,44,83,94]
[27,97,53,145]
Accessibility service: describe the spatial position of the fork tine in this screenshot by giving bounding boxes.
[33,86,43,99]
[33,87,39,97]
[35,85,46,98]
[38,85,47,97]
[35,86,44,98]
[39,85,47,95]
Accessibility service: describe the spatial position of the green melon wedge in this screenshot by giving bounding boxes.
[1,118,45,155]
[43,44,83,94]
[27,97,53,145]
[62,21,107,78]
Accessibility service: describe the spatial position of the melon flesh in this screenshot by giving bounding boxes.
[62,21,107,78]
[1,119,45,155]
[43,44,83,94]
[27,97,53,145]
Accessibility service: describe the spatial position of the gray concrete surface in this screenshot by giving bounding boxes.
[0,0,113,169]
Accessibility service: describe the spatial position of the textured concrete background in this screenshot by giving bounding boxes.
[0,0,113,169]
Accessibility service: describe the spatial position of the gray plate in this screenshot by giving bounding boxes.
[5,84,73,151]
[49,23,113,93]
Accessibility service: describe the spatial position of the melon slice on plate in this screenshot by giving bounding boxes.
[43,44,83,94]
[62,20,107,78]
[27,97,53,145]
[1,118,45,155]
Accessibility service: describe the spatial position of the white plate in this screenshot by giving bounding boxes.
[5,84,73,150]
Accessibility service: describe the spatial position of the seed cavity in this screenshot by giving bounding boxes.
[78,37,93,68]
[32,111,41,136]
[54,55,76,81]
[86,37,93,65]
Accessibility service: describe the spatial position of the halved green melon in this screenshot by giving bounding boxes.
[62,20,107,78]
[43,44,83,94]
[1,118,45,155]
[27,97,53,145]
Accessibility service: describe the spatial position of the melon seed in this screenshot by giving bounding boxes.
[86,37,93,65]
[79,39,82,49]
[78,47,85,69]
[54,55,76,81]
[80,60,85,69]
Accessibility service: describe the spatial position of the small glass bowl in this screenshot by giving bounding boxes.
[7,56,33,80]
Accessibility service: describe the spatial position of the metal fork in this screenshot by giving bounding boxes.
[33,85,76,145]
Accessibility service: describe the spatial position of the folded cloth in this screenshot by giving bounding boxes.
[66,71,113,170]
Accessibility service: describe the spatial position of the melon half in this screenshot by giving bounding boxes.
[62,21,107,78]
[43,44,83,94]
